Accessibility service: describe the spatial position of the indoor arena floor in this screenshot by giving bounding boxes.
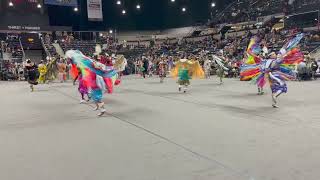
[1,76,320,180]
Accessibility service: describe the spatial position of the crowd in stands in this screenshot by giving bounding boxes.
[0,35,23,62]
[212,0,320,25]
[213,0,285,25]
[0,61,25,81]
[117,27,320,79]
[289,0,320,13]
[1,26,320,81]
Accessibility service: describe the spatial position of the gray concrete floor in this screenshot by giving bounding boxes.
[0,76,320,180]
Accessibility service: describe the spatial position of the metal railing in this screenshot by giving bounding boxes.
[0,42,3,59]
[40,37,51,58]
[18,37,25,61]
[309,45,320,59]
[215,1,237,21]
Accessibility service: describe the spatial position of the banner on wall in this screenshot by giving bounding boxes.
[44,0,78,7]
[87,0,103,21]
[0,25,72,31]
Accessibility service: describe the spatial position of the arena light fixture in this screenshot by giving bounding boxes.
[122,10,126,15]
[109,30,113,34]
[136,4,141,9]
[117,0,121,5]
[37,4,42,8]
[182,7,186,12]
[9,1,14,7]
[74,7,79,12]
[211,2,216,7]
[171,0,175,2]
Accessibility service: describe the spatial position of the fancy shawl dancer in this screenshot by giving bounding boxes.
[240,33,304,108]
[67,50,122,116]
[241,36,264,94]
[171,58,204,93]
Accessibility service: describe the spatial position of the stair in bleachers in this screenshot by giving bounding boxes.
[52,43,65,57]
[24,50,44,63]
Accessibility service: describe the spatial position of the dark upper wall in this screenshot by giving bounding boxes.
[0,0,49,27]
[0,0,235,31]
[48,0,235,31]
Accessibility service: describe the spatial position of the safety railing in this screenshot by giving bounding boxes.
[18,37,25,61]
[40,36,51,58]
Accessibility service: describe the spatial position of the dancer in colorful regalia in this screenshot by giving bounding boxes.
[72,66,91,104]
[57,59,67,83]
[203,57,212,79]
[46,57,58,83]
[25,59,39,92]
[240,33,304,108]
[241,36,264,95]
[199,51,211,79]
[171,58,204,93]
[212,55,229,84]
[158,59,167,83]
[67,50,123,116]
[38,60,47,84]
[113,54,127,79]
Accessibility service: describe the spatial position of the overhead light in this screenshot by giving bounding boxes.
[211,2,216,7]
[74,7,78,12]
[136,4,141,9]
[117,0,121,5]
[9,1,13,7]
[171,0,175,2]
[182,7,186,12]
[99,33,103,37]
[109,30,113,34]
[122,10,126,14]
[37,4,42,8]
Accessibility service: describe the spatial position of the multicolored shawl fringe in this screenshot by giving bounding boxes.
[241,33,304,89]
[245,36,262,65]
[67,50,120,94]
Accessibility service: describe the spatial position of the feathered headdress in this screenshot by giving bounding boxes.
[114,55,127,72]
